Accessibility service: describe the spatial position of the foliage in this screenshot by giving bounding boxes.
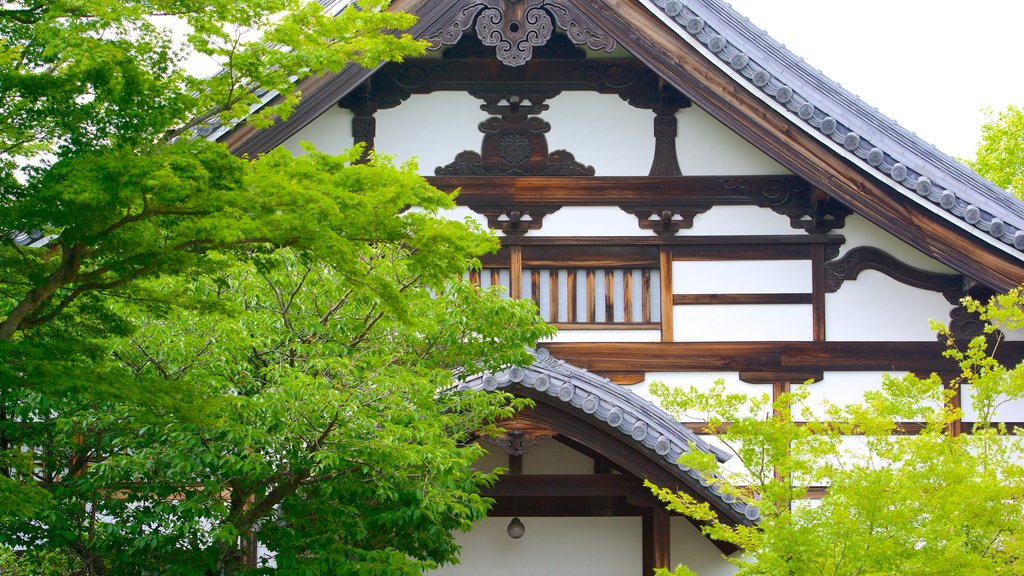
[1,148,555,573]
[648,291,1024,576]
[969,106,1024,200]
[1,2,556,573]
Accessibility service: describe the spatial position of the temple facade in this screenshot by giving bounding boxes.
[219,1,1024,573]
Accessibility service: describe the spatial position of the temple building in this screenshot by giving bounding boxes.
[217,1,1024,573]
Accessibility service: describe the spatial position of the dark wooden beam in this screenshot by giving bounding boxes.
[673,293,812,305]
[540,341,1024,372]
[483,474,645,498]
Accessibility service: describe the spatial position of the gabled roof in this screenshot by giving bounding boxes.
[218,0,1024,290]
[457,348,760,524]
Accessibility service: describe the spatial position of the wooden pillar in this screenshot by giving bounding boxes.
[642,506,671,575]
[660,247,673,342]
[812,243,826,341]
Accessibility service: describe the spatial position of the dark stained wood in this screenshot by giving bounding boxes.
[550,269,560,323]
[567,270,577,323]
[812,244,827,341]
[531,268,541,306]
[738,371,823,385]
[825,246,963,302]
[540,341,1024,372]
[524,242,659,268]
[642,269,652,323]
[586,269,596,323]
[660,247,673,342]
[491,268,501,287]
[510,246,523,299]
[502,234,843,248]
[509,453,523,476]
[605,268,615,322]
[552,322,660,330]
[672,293,812,305]
[592,371,646,385]
[642,506,671,576]
[469,270,480,286]
[624,271,634,323]
[484,474,644,498]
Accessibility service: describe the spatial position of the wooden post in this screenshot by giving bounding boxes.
[642,506,671,574]
[812,244,826,341]
[510,246,522,299]
[660,247,673,342]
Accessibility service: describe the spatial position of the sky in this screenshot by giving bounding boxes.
[721,0,1024,160]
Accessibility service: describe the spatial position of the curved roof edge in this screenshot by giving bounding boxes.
[640,0,1024,257]
[457,348,761,522]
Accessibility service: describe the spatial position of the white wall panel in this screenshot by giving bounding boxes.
[522,440,593,475]
[677,107,789,175]
[673,260,810,294]
[375,92,485,175]
[531,206,654,237]
[837,215,955,273]
[825,271,952,341]
[546,93,654,176]
[628,372,769,422]
[281,107,354,156]
[669,517,738,576]
[801,372,909,419]
[429,517,642,576]
[674,305,813,341]
[961,385,1024,422]
[684,205,798,236]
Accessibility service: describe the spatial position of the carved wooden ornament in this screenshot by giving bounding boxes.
[429,0,616,67]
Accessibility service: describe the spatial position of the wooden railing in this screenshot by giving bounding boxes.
[468,266,661,329]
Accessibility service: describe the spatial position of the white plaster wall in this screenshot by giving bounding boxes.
[961,385,1024,422]
[436,206,491,231]
[683,205,798,236]
[672,260,810,294]
[837,215,955,274]
[825,271,952,341]
[677,107,790,176]
[280,106,354,156]
[801,372,908,419]
[472,444,509,473]
[546,92,654,176]
[627,372,770,422]
[543,329,662,343]
[521,440,594,475]
[674,304,813,341]
[374,92,485,174]
[669,517,737,576]
[530,206,655,237]
[429,517,642,576]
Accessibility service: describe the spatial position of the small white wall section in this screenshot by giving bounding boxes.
[684,205,798,236]
[669,517,737,576]
[961,385,1024,422]
[374,92,485,175]
[673,261,810,294]
[802,372,908,419]
[677,106,789,176]
[545,92,654,176]
[628,372,770,422]
[521,439,594,475]
[838,215,955,274]
[280,106,354,156]
[530,206,655,237]
[675,304,813,341]
[428,517,642,576]
[825,271,952,341]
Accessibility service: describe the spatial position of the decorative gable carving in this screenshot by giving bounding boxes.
[428,0,617,67]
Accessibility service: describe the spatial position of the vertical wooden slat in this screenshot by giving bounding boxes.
[469,270,480,286]
[586,269,596,323]
[660,247,674,342]
[491,269,500,288]
[812,244,826,341]
[642,269,651,323]
[531,269,541,307]
[510,246,522,299]
[605,268,615,323]
[624,269,634,323]
[567,270,577,323]
[549,269,559,323]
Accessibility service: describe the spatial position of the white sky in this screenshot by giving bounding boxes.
[722,0,1024,160]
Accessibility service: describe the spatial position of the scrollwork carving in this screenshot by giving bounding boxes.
[825,247,963,300]
[425,0,616,67]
